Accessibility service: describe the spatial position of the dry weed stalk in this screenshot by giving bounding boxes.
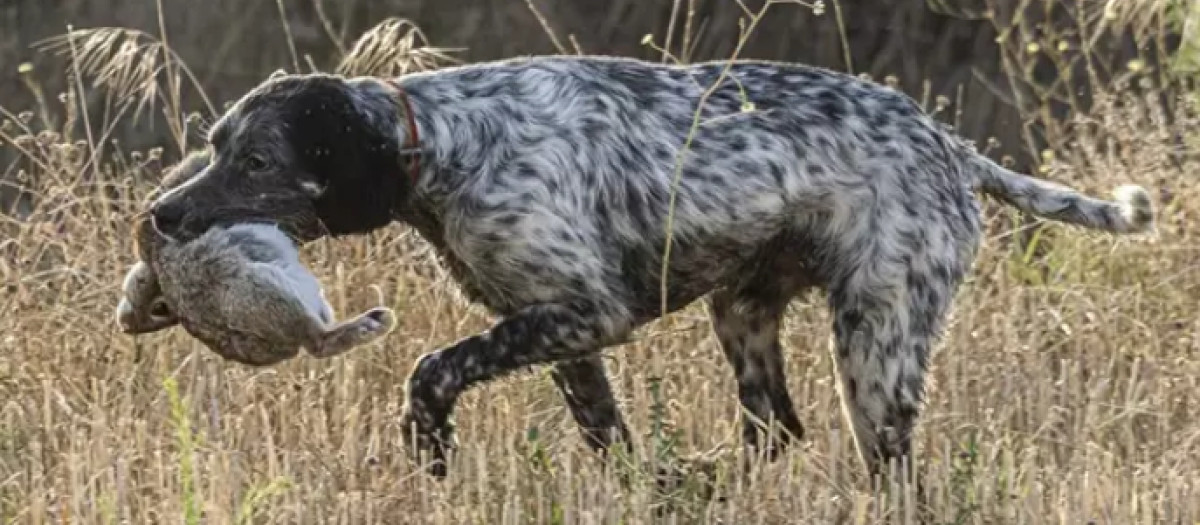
[336,18,465,78]
[33,27,216,125]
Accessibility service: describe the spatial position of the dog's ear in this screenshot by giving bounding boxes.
[282,76,409,234]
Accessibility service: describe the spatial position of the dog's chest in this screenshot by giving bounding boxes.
[399,203,498,310]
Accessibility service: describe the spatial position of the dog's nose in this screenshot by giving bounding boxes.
[150,200,184,236]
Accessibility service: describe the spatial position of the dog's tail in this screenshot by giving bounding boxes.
[965,152,1154,234]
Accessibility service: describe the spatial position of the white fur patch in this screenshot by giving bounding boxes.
[222,223,331,322]
[299,180,326,197]
[114,297,134,329]
[1112,183,1154,233]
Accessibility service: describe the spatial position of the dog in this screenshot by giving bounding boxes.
[143,55,1154,480]
[116,152,396,366]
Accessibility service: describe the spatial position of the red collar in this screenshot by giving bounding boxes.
[386,79,421,184]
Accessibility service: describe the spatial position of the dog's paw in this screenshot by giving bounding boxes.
[400,399,456,479]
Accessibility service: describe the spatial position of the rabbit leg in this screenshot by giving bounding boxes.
[307,307,397,358]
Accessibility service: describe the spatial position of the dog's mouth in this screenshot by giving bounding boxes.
[231,218,314,247]
[148,213,185,244]
[156,216,290,244]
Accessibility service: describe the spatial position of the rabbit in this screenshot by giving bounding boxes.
[115,151,396,366]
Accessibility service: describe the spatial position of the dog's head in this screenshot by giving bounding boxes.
[148,73,415,243]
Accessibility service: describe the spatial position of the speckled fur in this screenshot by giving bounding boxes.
[145,55,1154,479]
[117,154,396,366]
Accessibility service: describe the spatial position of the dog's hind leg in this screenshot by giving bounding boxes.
[708,286,806,463]
[826,235,970,490]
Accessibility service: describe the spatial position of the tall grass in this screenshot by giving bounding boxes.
[163,377,200,525]
[1,1,1197,523]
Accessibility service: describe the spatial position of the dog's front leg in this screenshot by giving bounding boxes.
[549,355,632,456]
[400,301,632,478]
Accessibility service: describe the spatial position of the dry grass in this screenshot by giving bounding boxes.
[2,3,1199,524]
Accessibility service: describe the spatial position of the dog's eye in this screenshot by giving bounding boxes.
[246,154,271,172]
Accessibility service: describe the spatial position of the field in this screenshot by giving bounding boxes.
[2,2,1199,523]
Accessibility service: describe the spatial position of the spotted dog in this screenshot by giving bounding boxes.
[144,55,1154,480]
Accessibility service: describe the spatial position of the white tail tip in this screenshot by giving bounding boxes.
[1113,184,1154,233]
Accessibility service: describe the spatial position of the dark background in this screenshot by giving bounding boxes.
[0,0,1178,197]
